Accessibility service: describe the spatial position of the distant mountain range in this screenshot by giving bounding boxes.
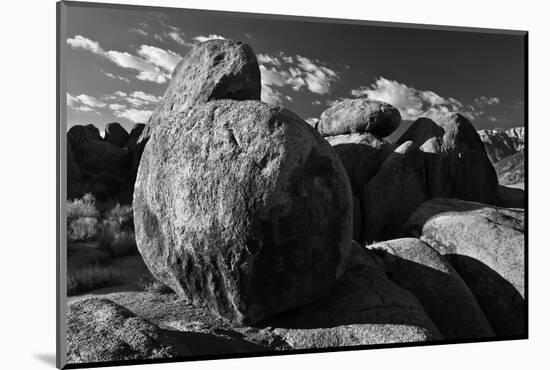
[477,127,524,164]
[478,127,525,188]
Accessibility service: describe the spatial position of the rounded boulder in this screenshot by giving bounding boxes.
[318,99,401,138]
[134,100,353,325]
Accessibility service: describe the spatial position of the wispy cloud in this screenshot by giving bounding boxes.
[101,90,162,123]
[103,71,130,83]
[67,93,105,114]
[129,27,148,36]
[258,52,341,105]
[349,76,499,122]
[114,108,153,123]
[193,34,226,42]
[67,35,182,84]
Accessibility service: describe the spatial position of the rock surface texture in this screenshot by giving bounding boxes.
[139,39,261,143]
[368,238,495,339]
[403,198,525,336]
[134,99,352,325]
[67,298,186,364]
[318,98,402,138]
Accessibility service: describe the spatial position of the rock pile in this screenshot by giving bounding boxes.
[67,37,526,365]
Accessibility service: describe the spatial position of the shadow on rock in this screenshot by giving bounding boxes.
[445,254,525,337]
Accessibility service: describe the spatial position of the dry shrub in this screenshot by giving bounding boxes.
[67,265,123,296]
[99,204,138,257]
[67,193,100,241]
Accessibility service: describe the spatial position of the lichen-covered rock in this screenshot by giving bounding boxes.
[67,298,186,364]
[396,114,499,205]
[67,124,102,150]
[403,198,525,336]
[325,133,392,194]
[134,100,352,325]
[139,39,261,143]
[318,99,401,138]
[368,238,495,339]
[361,141,427,242]
[266,242,443,347]
[73,141,130,175]
[104,122,129,148]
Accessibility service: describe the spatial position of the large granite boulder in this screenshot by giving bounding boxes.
[403,198,525,336]
[318,99,401,138]
[396,114,499,205]
[368,238,495,339]
[67,124,102,150]
[67,298,187,364]
[73,141,130,175]
[134,100,352,325]
[139,39,261,143]
[361,141,427,242]
[266,242,443,348]
[104,122,129,148]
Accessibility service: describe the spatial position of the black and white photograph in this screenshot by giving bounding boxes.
[57,1,528,368]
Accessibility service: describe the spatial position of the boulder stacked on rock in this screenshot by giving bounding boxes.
[403,198,525,336]
[134,99,352,325]
[139,39,261,144]
[318,99,402,138]
[317,98,399,240]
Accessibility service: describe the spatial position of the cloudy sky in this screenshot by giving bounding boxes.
[64,3,526,138]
